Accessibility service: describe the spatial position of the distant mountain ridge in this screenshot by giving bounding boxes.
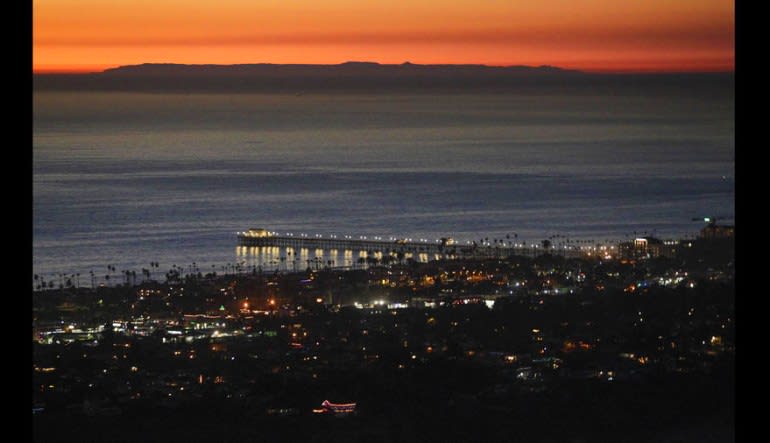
[35,62,732,92]
[101,62,581,76]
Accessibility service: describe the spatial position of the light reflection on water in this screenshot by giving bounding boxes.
[234,246,441,272]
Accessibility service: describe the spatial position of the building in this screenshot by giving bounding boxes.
[619,236,681,260]
[244,228,272,238]
[658,240,680,258]
[699,224,734,240]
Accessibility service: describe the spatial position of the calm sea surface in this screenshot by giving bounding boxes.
[33,86,734,283]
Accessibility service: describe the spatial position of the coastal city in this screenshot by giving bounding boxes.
[33,0,735,439]
[33,221,734,440]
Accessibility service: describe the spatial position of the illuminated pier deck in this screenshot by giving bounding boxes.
[237,229,596,268]
[237,228,465,256]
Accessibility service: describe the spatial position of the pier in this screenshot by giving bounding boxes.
[237,229,464,256]
[236,229,593,269]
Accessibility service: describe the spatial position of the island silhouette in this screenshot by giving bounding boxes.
[34,61,730,92]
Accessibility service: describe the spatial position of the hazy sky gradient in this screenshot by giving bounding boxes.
[34,0,733,73]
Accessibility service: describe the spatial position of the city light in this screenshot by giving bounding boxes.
[36,225,733,436]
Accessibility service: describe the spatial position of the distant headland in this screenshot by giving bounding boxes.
[101,61,581,75]
[34,62,732,92]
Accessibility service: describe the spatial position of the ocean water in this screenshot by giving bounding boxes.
[33,85,734,283]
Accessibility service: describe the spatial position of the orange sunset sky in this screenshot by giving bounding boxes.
[33,0,734,74]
